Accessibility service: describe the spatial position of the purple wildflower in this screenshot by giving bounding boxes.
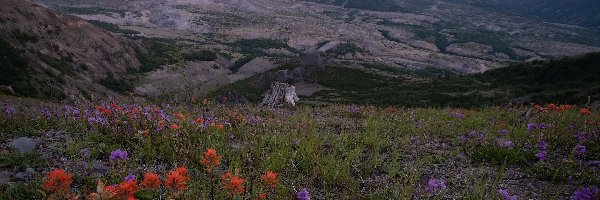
[427,178,446,193]
[571,186,599,200]
[538,123,547,129]
[65,105,72,114]
[4,105,15,115]
[527,123,537,131]
[110,149,128,161]
[576,144,586,157]
[72,109,80,117]
[124,174,136,181]
[497,138,514,148]
[499,129,509,135]
[536,151,546,161]
[576,132,587,142]
[450,112,465,118]
[502,141,514,148]
[468,130,476,138]
[347,105,360,113]
[478,132,485,144]
[588,161,600,166]
[297,188,311,200]
[498,189,517,200]
[538,141,548,151]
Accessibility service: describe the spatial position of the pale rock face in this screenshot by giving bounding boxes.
[260,82,300,108]
[284,86,300,106]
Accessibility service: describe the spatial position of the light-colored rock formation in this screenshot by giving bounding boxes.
[260,82,299,108]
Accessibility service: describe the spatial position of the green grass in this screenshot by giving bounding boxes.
[0,96,597,199]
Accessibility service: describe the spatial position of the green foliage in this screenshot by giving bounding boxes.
[11,30,39,44]
[306,52,600,107]
[99,74,135,93]
[0,152,47,169]
[184,50,217,61]
[471,145,534,165]
[0,182,43,200]
[0,39,31,92]
[136,40,179,72]
[60,6,124,17]
[38,53,74,75]
[229,55,256,72]
[87,20,139,35]
[230,38,296,55]
[323,42,364,56]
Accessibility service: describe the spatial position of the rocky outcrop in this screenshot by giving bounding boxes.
[260,82,299,108]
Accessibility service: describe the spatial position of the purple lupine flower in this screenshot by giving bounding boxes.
[498,189,517,200]
[576,145,586,157]
[347,105,360,113]
[478,132,485,143]
[571,186,599,200]
[501,141,514,148]
[65,105,72,114]
[536,151,546,161]
[461,135,468,143]
[4,105,15,115]
[538,141,548,151]
[499,129,509,135]
[588,161,600,166]
[110,149,128,161]
[527,123,537,131]
[72,109,80,118]
[576,132,587,142]
[450,112,465,118]
[427,178,446,193]
[497,138,514,148]
[43,108,52,119]
[124,174,136,181]
[538,123,547,129]
[297,188,311,200]
[468,130,476,138]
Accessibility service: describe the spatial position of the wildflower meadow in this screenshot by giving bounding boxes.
[0,95,599,199]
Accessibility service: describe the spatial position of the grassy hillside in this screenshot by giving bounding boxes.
[214,52,600,107]
[0,95,598,199]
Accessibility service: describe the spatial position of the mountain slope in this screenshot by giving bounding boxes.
[0,0,141,100]
[449,0,600,29]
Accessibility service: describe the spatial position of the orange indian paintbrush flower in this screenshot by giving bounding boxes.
[200,148,220,170]
[42,169,73,195]
[260,171,279,189]
[140,172,161,190]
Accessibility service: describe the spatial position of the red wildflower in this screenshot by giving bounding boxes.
[97,106,112,116]
[258,193,267,200]
[200,148,220,171]
[221,171,245,195]
[581,108,592,115]
[533,104,543,111]
[140,172,161,190]
[42,169,73,195]
[260,171,279,189]
[170,124,180,130]
[118,180,140,198]
[174,112,186,121]
[165,168,188,192]
[546,103,558,111]
[158,120,165,128]
[141,130,150,137]
[195,117,205,124]
[217,124,225,130]
[174,167,188,178]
